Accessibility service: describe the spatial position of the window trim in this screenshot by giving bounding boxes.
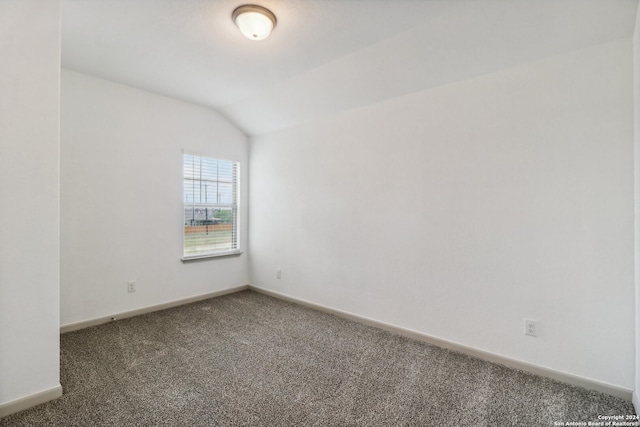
[181,250,243,262]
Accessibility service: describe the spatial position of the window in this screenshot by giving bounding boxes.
[183,154,239,259]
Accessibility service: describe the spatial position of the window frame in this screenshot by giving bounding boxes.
[181,153,241,261]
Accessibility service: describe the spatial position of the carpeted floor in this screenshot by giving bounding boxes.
[1,290,635,426]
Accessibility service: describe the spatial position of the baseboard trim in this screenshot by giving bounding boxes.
[60,284,250,333]
[633,391,639,415]
[249,285,633,401]
[0,384,63,418]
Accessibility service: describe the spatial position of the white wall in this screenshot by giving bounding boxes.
[633,1,640,412]
[61,70,249,326]
[0,0,61,407]
[250,39,635,389]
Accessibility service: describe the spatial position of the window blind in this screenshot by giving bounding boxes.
[183,154,239,258]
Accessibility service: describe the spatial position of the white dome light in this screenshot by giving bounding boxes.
[232,5,277,41]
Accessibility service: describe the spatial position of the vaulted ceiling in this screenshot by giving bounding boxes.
[62,0,639,136]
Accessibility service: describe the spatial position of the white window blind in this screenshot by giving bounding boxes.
[183,154,239,259]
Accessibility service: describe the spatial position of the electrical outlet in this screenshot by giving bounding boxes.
[127,280,136,293]
[524,319,537,337]
[276,268,281,279]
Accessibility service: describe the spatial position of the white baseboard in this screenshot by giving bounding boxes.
[249,285,633,402]
[60,284,250,333]
[0,384,63,418]
[633,391,640,415]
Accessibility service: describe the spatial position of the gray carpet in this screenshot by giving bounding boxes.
[1,290,634,426]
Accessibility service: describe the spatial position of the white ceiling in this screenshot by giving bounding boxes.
[62,0,639,136]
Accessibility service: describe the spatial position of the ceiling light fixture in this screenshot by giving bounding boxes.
[232,5,277,41]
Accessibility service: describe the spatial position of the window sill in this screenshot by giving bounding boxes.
[181,250,243,262]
